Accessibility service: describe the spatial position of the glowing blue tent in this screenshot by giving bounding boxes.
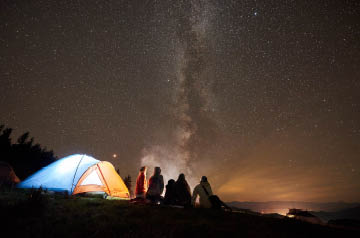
[17,154,99,193]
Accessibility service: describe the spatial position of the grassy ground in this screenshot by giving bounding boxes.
[1,190,359,238]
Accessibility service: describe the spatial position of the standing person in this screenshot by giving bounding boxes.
[164,179,176,205]
[191,176,213,208]
[174,173,192,207]
[146,167,164,204]
[135,166,147,199]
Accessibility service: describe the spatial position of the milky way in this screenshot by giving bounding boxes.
[141,0,218,187]
[1,0,359,202]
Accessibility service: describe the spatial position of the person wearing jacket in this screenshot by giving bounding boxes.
[164,179,176,205]
[146,167,164,203]
[135,166,147,199]
[174,173,191,207]
[191,176,213,208]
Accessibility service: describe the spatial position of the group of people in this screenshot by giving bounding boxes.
[134,166,215,208]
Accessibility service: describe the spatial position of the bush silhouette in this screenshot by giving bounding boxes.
[0,124,57,180]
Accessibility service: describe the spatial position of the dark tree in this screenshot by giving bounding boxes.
[0,125,12,161]
[123,175,132,198]
[0,124,57,180]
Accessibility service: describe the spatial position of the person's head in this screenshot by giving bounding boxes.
[140,166,147,172]
[167,179,175,186]
[154,166,161,175]
[177,173,185,181]
[201,176,208,183]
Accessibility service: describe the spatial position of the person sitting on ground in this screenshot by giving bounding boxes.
[191,176,213,208]
[163,179,176,205]
[174,173,192,207]
[146,167,164,204]
[135,166,147,199]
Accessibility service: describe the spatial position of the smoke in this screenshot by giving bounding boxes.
[141,0,215,189]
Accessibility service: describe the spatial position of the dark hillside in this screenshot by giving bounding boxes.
[0,191,359,238]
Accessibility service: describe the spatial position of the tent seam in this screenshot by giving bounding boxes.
[97,163,111,196]
[71,154,85,194]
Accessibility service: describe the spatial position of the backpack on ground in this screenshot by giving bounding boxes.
[201,185,223,209]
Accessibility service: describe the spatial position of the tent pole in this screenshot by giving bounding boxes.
[71,154,85,194]
[97,163,111,196]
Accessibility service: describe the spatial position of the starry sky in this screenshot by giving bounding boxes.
[1,0,359,202]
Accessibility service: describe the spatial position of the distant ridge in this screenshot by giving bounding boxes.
[311,206,360,222]
[227,201,360,215]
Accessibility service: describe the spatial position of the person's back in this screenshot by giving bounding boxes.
[146,167,164,203]
[135,166,147,199]
[192,176,213,208]
[164,179,176,205]
[174,173,191,207]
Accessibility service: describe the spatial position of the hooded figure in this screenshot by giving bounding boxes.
[146,167,164,203]
[174,173,191,207]
[164,179,176,205]
[191,176,213,208]
[135,166,147,199]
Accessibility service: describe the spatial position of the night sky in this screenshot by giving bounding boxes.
[1,0,359,202]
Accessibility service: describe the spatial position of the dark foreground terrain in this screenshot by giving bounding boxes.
[1,190,359,238]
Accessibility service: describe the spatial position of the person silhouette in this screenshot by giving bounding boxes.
[146,167,164,204]
[164,179,176,205]
[135,166,147,199]
[191,176,213,208]
[174,173,191,207]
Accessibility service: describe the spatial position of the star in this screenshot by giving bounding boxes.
[0,0,359,203]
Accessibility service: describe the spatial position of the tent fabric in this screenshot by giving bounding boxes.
[81,170,103,186]
[0,161,20,184]
[17,154,130,199]
[73,161,130,198]
[17,154,99,193]
[72,163,106,194]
